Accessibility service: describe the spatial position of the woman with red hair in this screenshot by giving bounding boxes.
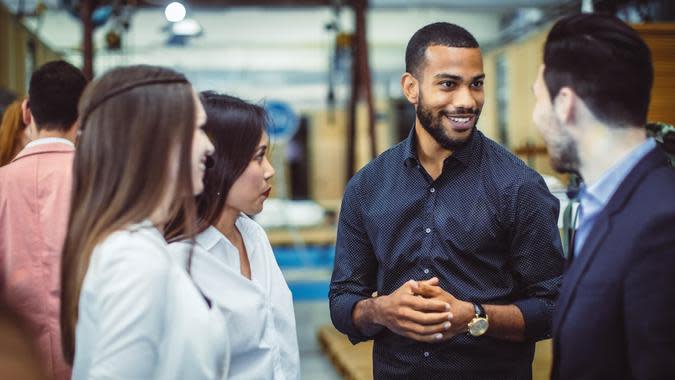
[0,100,32,166]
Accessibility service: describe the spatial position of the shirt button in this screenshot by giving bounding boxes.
[430,187,435,193]
[423,351,430,357]
[423,268,430,274]
[425,228,431,234]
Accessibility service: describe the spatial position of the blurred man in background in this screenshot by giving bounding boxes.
[0,60,87,380]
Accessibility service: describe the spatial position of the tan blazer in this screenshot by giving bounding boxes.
[0,142,74,380]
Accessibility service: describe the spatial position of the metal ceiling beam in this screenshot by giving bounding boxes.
[0,0,576,13]
[368,0,575,10]
[138,0,360,7]
[135,0,572,9]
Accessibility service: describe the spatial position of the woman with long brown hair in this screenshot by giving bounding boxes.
[60,65,228,379]
[168,92,299,379]
[0,100,30,166]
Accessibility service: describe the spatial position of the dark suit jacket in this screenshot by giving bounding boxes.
[551,146,675,380]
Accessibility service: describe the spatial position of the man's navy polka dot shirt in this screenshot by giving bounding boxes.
[329,128,564,379]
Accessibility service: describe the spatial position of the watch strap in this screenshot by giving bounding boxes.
[473,303,486,318]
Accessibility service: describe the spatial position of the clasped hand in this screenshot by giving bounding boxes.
[374,277,474,343]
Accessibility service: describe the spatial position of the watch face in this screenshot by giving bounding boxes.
[469,318,489,336]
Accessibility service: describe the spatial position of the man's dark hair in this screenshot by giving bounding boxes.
[405,22,479,77]
[543,13,653,127]
[28,60,87,132]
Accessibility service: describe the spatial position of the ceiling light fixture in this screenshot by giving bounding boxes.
[164,2,186,23]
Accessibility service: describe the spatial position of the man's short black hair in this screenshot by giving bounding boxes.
[543,13,653,128]
[28,60,87,132]
[405,22,479,77]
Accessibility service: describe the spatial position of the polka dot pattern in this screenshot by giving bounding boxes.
[329,129,564,379]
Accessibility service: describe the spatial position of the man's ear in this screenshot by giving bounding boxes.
[553,87,576,125]
[21,98,32,126]
[401,72,419,106]
[69,119,81,140]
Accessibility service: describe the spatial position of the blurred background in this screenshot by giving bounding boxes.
[1,0,674,378]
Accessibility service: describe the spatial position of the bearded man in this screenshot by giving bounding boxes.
[533,14,675,380]
[329,22,564,379]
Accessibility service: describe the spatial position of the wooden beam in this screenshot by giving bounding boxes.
[80,0,94,80]
[345,0,374,181]
[355,0,376,161]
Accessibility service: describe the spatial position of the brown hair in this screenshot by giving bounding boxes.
[0,101,27,166]
[165,92,266,241]
[60,65,198,364]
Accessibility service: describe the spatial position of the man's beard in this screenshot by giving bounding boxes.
[416,92,481,150]
[547,123,581,174]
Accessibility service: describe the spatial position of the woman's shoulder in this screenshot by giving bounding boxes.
[82,225,174,313]
[166,238,201,270]
[92,223,172,274]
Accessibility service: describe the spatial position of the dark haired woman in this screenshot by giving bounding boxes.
[168,92,299,379]
[60,66,229,379]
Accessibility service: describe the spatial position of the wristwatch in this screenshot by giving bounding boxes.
[467,303,489,337]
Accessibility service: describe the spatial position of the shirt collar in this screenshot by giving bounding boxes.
[25,137,74,149]
[583,138,657,210]
[402,126,481,168]
[195,225,225,251]
[195,213,252,251]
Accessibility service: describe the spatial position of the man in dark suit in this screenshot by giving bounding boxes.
[532,13,675,379]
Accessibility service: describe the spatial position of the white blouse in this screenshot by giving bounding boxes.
[169,214,300,380]
[73,221,229,380]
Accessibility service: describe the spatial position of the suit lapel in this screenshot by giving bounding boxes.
[553,147,666,333]
[553,213,610,331]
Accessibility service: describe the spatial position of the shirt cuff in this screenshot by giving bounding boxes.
[330,292,371,344]
[512,298,553,341]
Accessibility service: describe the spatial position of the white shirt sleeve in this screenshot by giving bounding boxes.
[86,242,169,379]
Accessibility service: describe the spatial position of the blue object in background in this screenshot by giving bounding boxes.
[274,245,334,301]
[289,282,331,301]
[265,100,299,141]
[66,3,112,29]
[274,245,335,268]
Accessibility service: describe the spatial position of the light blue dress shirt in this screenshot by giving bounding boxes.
[574,138,657,256]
